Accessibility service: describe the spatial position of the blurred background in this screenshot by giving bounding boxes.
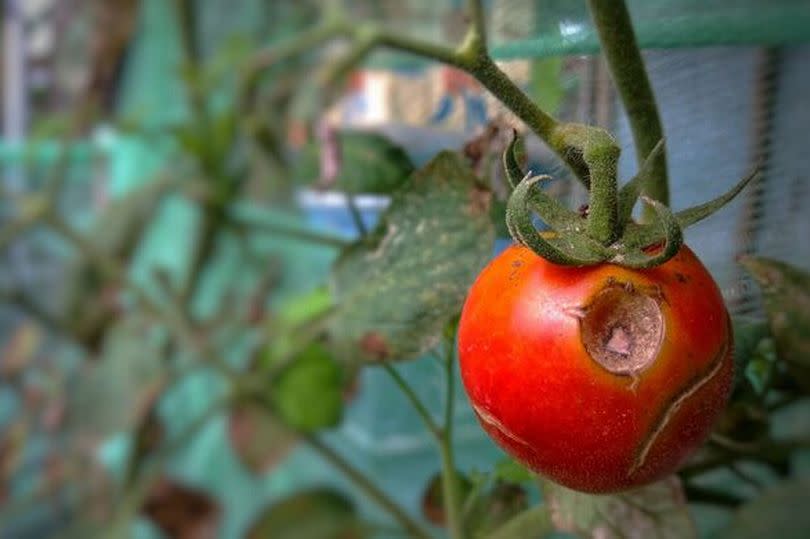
[1,1,809,538]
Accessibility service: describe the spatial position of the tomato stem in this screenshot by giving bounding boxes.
[586,0,670,219]
[440,326,466,539]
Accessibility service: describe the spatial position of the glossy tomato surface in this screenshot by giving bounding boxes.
[458,244,733,493]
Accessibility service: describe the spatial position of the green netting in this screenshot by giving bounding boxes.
[340,0,810,69]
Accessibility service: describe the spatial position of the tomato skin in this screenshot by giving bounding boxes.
[458,244,733,493]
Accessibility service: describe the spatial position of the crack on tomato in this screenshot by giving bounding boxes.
[628,335,729,476]
[472,404,531,447]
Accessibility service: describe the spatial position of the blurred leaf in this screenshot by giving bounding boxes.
[140,477,220,539]
[490,198,511,238]
[744,338,777,395]
[328,151,494,363]
[58,176,174,350]
[67,316,166,439]
[714,478,810,539]
[0,421,28,490]
[0,322,43,377]
[731,317,770,390]
[421,471,473,527]
[542,476,696,539]
[529,58,566,115]
[259,287,335,368]
[227,399,297,474]
[485,503,551,539]
[470,482,530,537]
[246,488,365,539]
[493,458,535,485]
[271,343,343,432]
[740,256,810,390]
[294,131,414,194]
[276,286,333,328]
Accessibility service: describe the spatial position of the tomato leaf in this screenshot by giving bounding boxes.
[245,488,366,539]
[714,478,810,539]
[227,399,297,474]
[469,482,530,537]
[492,458,535,485]
[739,256,810,390]
[140,477,220,539]
[730,317,771,390]
[294,130,414,194]
[328,151,494,362]
[271,343,343,432]
[67,316,167,439]
[542,476,697,539]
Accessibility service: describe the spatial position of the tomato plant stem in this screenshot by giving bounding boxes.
[439,335,466,539]
[586,0,670,219]
[383,363,442,438]
[303,435,433,539]
[229,212,350,248]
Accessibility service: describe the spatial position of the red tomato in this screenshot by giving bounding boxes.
[458,244,733,493]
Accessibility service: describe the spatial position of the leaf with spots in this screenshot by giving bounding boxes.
[328,151,494,363]
[739,256,810,390]
[542,476,696,539]
[245,488,367,539]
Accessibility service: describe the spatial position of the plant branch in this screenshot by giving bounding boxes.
[382,363,441,438]
[303,435,433,539]
[227,213,349,248]
[587,0,669,217]
[439,330,465,539]
[45,215,239,380]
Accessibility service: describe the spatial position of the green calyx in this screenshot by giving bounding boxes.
[504,128,758,268]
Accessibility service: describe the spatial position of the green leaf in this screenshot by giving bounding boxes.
[506,174,606,266]
[740,256,810,390]
[245,488,366,539]
[493,458,535,485]
[276,286,333,328]
[731,317,771,389]
[542,476,697,539]
[675,168,758,229]
[744,338,777,395]
[328,151,494,362]
[294,130,414,194]
[271,343,343,431]
[503,136,585,234]
[714,478,810,539]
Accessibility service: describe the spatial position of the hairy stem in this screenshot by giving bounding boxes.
[587,0,669,218]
